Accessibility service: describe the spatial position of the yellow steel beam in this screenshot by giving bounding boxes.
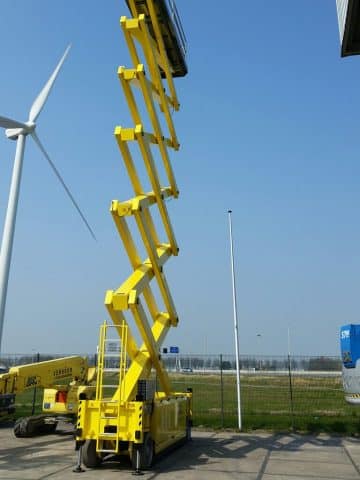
[109,211,160,324]
[134,208,178,325]
[113,311,171,402]
[107,242,171,311]
[120,16,142,67]
[120,22,180,155]
[144,1,180,110]
[129,297,171,394]
[126,0,138,18]
[114,126,178,254]
[118,63,178,150]
[120,16,180,148]
[135,125,178,254]
[113,127,165,250]
[119,67,174,113]
[135,64,179,150]
[114,127,144,194]
[112,188,172,217]
[120,16,171,101]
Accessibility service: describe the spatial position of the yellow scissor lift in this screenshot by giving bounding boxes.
[76,0,191,471]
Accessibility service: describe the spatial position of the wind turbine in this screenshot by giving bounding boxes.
[0,45,96,351]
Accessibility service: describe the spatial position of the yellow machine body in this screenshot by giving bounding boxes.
[76,0,191,470]
[78,392,191,453]
[0,356,96,435]
[0,355,91,397]
[42,384,95,415]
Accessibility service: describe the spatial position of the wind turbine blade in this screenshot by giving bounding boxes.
[0,115,27,130]
[28,44,71,123]
[31,132,96,241]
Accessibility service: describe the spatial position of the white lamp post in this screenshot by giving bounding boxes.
[227,210,242,430]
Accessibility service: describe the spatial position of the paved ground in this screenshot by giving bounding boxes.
[1,423,360,480]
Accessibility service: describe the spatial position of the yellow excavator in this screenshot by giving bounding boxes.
[0,355,96,437]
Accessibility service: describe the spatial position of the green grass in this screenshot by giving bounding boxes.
[3,372,360,435]
[171,372,360,434]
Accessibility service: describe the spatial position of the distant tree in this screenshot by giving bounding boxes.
[290,359,299,370]
[221,360,232,370]
[189,357,203,369]
[308,356,341,371]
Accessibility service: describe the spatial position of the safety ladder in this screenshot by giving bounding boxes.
[95,321,128,454]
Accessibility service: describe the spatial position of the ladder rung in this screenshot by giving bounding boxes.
[101,416,118,419]
[103,367,121,371]
[98,433,118,438]
[98,448,118,453]
[101,384,118,388]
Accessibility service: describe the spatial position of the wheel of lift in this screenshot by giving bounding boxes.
[131,433,154,470]
[82,439,102,468]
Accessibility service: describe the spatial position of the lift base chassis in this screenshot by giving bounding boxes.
[76,393,191,464]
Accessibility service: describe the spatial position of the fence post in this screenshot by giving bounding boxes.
[31,352,40,415]
[287,353,295,431]
[220,354,224,428]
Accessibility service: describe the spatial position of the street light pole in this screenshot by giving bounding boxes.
[227,210,242,430]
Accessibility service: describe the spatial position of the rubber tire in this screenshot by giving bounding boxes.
[186,417,192,441]
[131,433,154,470]
[41,422,57,435]
[13,416,58,437]
[14,417,31,437]
[82,440,102,468]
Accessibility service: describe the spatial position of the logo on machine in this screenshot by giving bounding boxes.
[53,367,73,379]
[341,330,350,340]
[25,376,39,387]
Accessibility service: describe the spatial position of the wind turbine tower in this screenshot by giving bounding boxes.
[0,45,95,351]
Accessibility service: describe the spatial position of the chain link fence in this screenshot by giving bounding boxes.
[1,352,359,433]
[163,354,358,432]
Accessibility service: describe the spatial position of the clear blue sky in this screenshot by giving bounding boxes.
[0,1,358,356]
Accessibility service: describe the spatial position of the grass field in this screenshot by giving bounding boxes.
[3,372,360,434]
[171,372,360,434]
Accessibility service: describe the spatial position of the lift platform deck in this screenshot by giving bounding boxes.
[126,0,188,77]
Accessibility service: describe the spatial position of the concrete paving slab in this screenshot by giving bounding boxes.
[343,439,360,471]
[1,424,360,480]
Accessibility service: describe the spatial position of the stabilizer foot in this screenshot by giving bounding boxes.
[73,466,85,473]
[73,446,85,473]
[132,448,144,476]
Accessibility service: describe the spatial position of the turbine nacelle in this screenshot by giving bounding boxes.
[5,122,35,140]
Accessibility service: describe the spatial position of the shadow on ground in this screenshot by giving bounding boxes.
[0,429,359,479]
[144,433,357,479]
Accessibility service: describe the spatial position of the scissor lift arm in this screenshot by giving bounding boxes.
[76,0,191,471]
